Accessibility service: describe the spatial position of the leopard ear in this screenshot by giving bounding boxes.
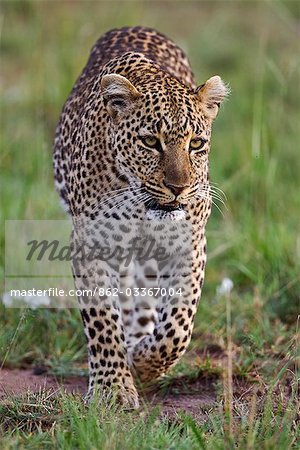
[101,74,141,120]
[196,76,229,120]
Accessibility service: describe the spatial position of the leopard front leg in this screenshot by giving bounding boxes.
[80,304,139,408]
[73,256,139,408]
[129,242,206,383]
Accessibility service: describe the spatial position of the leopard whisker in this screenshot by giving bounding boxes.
[93,187,145,211]
[197,190,225,207]
[196,193,224,216]
[104,191,149,213]
[196,184,226,205]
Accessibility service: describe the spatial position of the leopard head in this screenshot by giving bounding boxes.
[101,65,229,219]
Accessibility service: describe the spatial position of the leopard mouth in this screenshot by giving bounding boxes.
[147,201,184,212]
[145,200,186,220]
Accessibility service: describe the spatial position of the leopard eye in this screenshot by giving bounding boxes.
[140,136,161,150]
[189,138,207,151]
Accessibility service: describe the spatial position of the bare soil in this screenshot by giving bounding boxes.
[0,368,87,399]
[0,368,219,423]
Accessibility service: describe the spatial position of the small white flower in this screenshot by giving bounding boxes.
[2,292,51,309]
[25,293,51,308]
[2,292,13,307]
[216,277,234,296]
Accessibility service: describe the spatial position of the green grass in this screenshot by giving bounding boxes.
[0,0,299,448]
[0,377,299,450]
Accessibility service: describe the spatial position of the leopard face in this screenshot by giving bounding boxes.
[101,70,228,219]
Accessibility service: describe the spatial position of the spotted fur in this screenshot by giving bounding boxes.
[54,26,228,408]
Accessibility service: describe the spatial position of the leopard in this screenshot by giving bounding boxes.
[53,26,228,409]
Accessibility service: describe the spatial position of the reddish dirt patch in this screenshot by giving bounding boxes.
[0,368,217,422]
[0,369,87,399]
[143,374,219,422]
[147,392,217,423]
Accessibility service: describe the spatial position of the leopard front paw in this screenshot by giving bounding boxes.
[83,383,140,410]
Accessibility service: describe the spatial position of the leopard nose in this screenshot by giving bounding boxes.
[165,182,188,197]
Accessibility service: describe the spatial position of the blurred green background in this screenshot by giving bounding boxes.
[0,0,299,368]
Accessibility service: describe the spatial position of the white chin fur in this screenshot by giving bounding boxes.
[146,209,186,221]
